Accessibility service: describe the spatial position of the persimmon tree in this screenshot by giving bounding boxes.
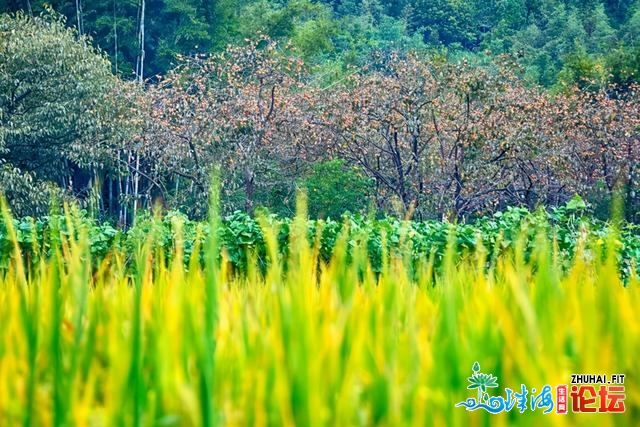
[552,86,640,219]
[144,37,311,215]
[128,49,640,221]
[309,53,572,219]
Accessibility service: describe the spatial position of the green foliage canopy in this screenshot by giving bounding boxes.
[300,159,374,219]
[0,12,127,215]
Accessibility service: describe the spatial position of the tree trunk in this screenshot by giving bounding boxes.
[137,0,145,83]
[75,0,84,36]
[133,153,140,222]
[108,176,113,217]
[113,0,118,74]
[244,168,254,213]
[453,164,464,221]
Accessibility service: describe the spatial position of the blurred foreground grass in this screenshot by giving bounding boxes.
[0,199,638,426]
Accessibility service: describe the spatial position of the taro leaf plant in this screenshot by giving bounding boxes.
[467,362,499,403]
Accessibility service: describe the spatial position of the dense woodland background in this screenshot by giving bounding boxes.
[0,0,639,223]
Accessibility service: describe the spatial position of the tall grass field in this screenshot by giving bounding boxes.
[0,198,638,426]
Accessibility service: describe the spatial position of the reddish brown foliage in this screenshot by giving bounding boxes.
[126,41,639,219]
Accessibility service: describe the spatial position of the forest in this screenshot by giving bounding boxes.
[0,0,638,224]
[1,2,640,426]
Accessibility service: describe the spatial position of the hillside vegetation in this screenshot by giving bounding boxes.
[1,9,638,223]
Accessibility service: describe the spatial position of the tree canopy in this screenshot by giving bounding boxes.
[0,4,638,222]
[1,0,639,87]
[0,12,133,215]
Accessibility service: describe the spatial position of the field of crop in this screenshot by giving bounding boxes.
[0,198,639,426]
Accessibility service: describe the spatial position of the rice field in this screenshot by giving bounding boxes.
[0,201,638,426]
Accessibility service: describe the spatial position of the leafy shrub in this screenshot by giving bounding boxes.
[1,198,638,280]
[300,159,374,219]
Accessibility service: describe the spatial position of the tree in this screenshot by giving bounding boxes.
[142,37,311,216]
[552,87,640,220]
[301,159,374,219]
[409,0,477,48]
[0,0,240,78]
[308,53,581,220]
[0,12,132,215]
